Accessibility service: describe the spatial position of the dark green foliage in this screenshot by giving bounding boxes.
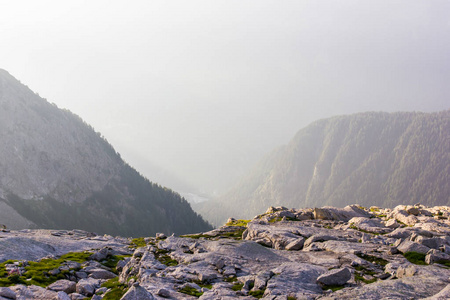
[321,284,345,292]
[0,74,213,236]
[179,285,203,297]
[436,260,450,267]
[355,253,388,266]
[130,238,147,248]
[0,252,91,287]
[101,255,130,274]
[354,272,377,284]
[153,248,178,266]
[403,252,427,265]
[248,289,265,298]
[223,276,238,283]
[5,164,213,237]
[226,219,250,227]
[231,282,244,291]
[197,111,450,226]
[101,277,128,300]
[353,264,378,284]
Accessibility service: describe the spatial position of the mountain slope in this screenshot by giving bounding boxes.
[0,69,212,236]
[197,111,450,226]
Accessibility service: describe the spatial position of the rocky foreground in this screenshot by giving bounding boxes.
[2,204,450,299]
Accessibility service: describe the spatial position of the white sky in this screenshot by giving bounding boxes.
[1,0,449,195]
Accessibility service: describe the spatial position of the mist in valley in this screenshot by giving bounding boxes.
[1,0,449,201]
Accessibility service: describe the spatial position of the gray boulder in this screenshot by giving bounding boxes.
[397,240,430,254]
[47,279,77,294]
[69,293,87,300]
[285,238,305,250]
[56,291,71,300]
[425,250,450,265]
[0,287,16,299]
[316,267,351,286]
[304,235,337,248]
[89,247,110,261]
[88,268,117,279]
[76,278,100,296]
[120,283,154,300]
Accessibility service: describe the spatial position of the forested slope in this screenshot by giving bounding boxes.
[0,69,212,235]
[197,111,450,226]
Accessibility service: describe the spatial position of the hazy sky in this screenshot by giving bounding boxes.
[1,1,449,195]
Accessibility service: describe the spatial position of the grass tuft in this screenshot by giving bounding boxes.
[179,285,203,297]
[403,252,427,265]
[130,237,146,248]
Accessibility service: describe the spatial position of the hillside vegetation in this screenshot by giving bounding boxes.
[0,69,212,236]
[197,111,450,226]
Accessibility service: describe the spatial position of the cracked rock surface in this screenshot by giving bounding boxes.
[1,204,450,299]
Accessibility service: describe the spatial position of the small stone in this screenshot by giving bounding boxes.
[156,288,170,298]
[388,247,399,255]
[56,291,71,300]
[406,207,421,216]
[120,285,154,300]
[285,238,305,251]
[156,233,167,239]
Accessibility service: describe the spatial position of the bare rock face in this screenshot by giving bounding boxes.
[1,204,450,299]
[47,279,76,294]
[120,284,154,300]
[317,267,351,286]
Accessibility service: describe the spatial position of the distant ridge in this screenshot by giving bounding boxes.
[0,69,212,235]
[197,110,450,226]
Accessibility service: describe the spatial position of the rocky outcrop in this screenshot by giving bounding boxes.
[1,204,450,299]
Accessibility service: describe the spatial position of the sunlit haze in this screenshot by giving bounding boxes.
[1,0,449,196]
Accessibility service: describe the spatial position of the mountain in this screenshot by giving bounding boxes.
[0,69,212,236]
[197,111,450,226]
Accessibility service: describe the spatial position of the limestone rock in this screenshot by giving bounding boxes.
[47,279,76,294]
[0,287,16,300]
[397,240,430,254]
[88,268,117,279]
[76,278,101,296]
[56,291,71,300]
[317,267,351,286]
[120,284,154,300]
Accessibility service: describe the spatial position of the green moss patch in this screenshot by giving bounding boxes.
[101,255,131,274]
[102,277,128,300]
[130,237,147,248]
[356,253,388,266]
[226,219,250,227]
[179,285,203,297]
[248,289,265,298]
[224,276,238,283]
[154,248,178,266]
[403,252,427,265]
[231,282,244,291]
[0,251,92,287]
[321,284,345,292]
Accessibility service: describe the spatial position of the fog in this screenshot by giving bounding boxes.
[1,0,449,196]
